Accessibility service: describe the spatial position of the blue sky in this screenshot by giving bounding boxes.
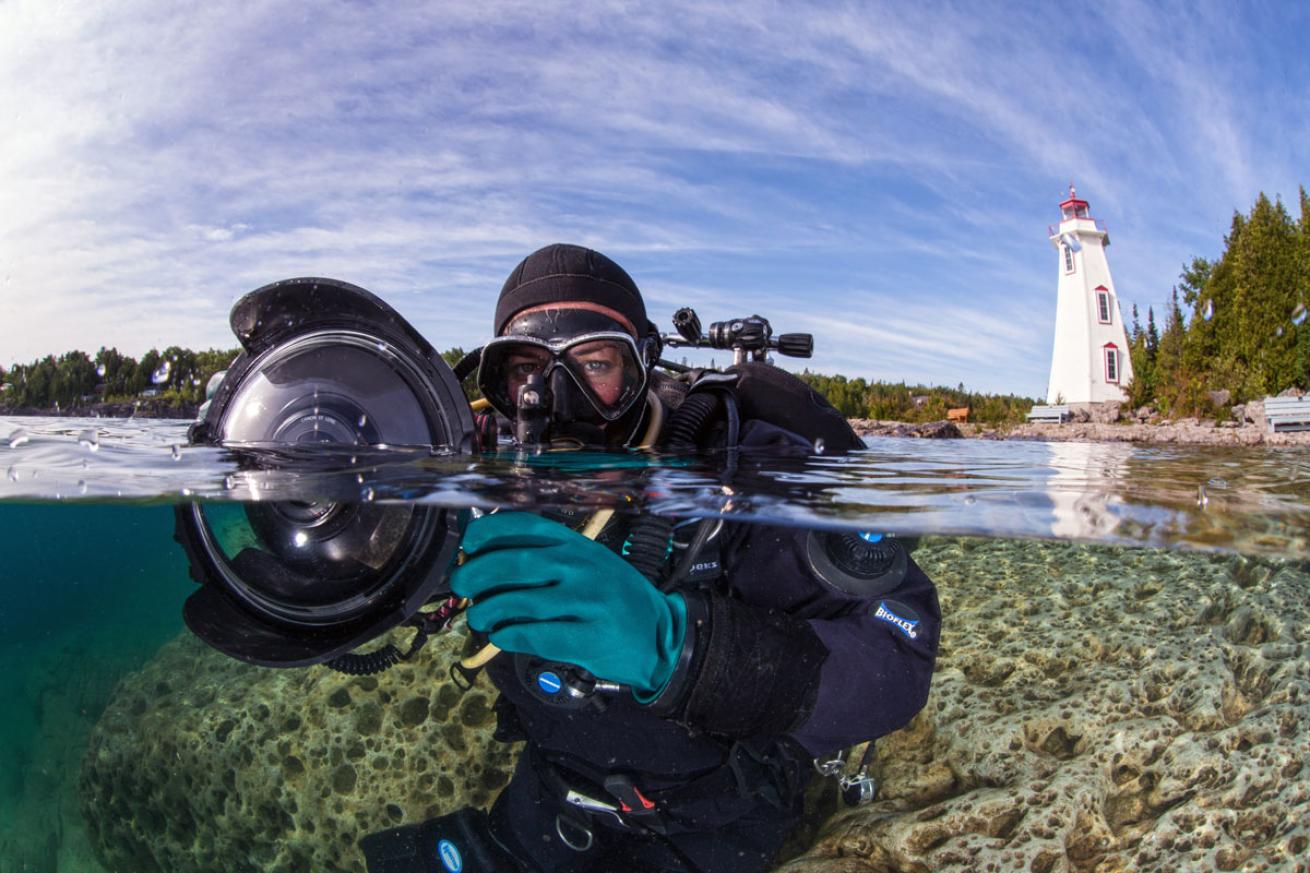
[1,0,1306,396]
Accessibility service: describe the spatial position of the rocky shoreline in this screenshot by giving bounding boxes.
[850,418,1310,446]
[5,403,1310,448]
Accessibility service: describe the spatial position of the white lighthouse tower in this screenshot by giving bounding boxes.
[1044,185,1133,405]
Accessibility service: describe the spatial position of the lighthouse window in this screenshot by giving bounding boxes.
[1096,290,1112,323]
[1104,347,1119,383]
[1063,245,1075,273]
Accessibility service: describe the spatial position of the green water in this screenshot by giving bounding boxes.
[0,504,188,873]
[2,502,1307,872]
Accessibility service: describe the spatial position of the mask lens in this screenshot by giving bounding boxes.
[478,335,644,421]
[561,338,643,420]
[477,341,552,416]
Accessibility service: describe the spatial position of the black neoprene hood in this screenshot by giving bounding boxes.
[494,243,653,338]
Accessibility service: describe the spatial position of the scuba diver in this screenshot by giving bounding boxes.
[173,246,939,873]
[359,244,941,873]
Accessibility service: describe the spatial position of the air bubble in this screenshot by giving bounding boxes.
[7,429,30,448]
[171,444,182,461]
[96,363,107,377]
[358,414,368,428]
[364,486,376,501]
[77,428,101,452]
[77,480,88,494]
[1293,303,1308,326]
[1197,485,1209,509]
[152,360,172,384]
[964,495,977,506]
[6,465,16,481]
[1202,300,1214,320]
[1276,326,1285,337]
[812,437,825,455]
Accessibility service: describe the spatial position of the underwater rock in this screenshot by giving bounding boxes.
[780,539,1310,873]
[81,539,1310,873]
[80,628,516,873]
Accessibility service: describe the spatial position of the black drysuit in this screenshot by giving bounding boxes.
[482,438,941,872]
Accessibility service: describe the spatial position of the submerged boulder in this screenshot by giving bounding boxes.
[780,539,1310,873]
[81,628,516,873]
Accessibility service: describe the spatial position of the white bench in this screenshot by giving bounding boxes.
[1026,404,1070,424]
[1265,396,1310,433]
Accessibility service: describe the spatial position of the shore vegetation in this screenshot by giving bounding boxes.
[1127,186,1310,417]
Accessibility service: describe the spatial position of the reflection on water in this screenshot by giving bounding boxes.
[3,417,1309,557]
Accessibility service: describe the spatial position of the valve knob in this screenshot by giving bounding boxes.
[777,333,813,358]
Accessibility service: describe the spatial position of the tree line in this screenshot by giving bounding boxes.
[794,372,1037,426]
[0,347,242,409]
[1,344,1037,424]
[1126,187,1310,416]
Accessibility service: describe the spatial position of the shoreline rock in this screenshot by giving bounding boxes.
[850,418,1310,447]
[6,404,1310,448]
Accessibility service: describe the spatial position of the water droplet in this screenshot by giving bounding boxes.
[1293,303,1308,326]
[1276,326,1285,337]
[376,341,389,353]
[355,473,365,484]
[1202,299,1214,320]
[812,437,825,455]
[964,495,977,506]
[95,363,107,377]
[152,360,172,384]
[7,429,30,448]
[77,479,88,494]
[6,465,16,481]
[1207,477,1228,489]
[77,428,100,451]
[364,486,376,501]
[81,458,88,469]
[191,376,201,386]
[181,487,193,497]
[171,444,182,461]
[1196,484,1209,509]
[358,414,368,428]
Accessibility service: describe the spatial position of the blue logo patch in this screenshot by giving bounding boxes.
[437,839,463,872]
[873,601,919,640]
[537,671,563,695]
[858,532,883,543]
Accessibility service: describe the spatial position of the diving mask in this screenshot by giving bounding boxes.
[476,307,652,426]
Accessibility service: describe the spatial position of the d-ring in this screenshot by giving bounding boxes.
[555,813,595,852]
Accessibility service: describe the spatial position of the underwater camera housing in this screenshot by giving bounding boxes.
[175,278,475,668]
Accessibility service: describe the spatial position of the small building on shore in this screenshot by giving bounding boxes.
[1043,186,1133,406]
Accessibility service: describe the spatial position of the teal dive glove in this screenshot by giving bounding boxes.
[451,512,687,698]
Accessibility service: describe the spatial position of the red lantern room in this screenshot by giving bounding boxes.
[1059,183,1091,222]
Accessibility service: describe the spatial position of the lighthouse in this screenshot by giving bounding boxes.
[1044,185,1133,406]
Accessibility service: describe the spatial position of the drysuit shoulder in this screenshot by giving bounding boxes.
[727,361,864,454]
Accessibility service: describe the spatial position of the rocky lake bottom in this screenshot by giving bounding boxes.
[3,534,1306,873]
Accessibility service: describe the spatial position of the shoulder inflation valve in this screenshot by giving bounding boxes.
[806,531,908,599]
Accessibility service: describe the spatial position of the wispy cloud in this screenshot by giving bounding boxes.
[0,0,1302,396]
